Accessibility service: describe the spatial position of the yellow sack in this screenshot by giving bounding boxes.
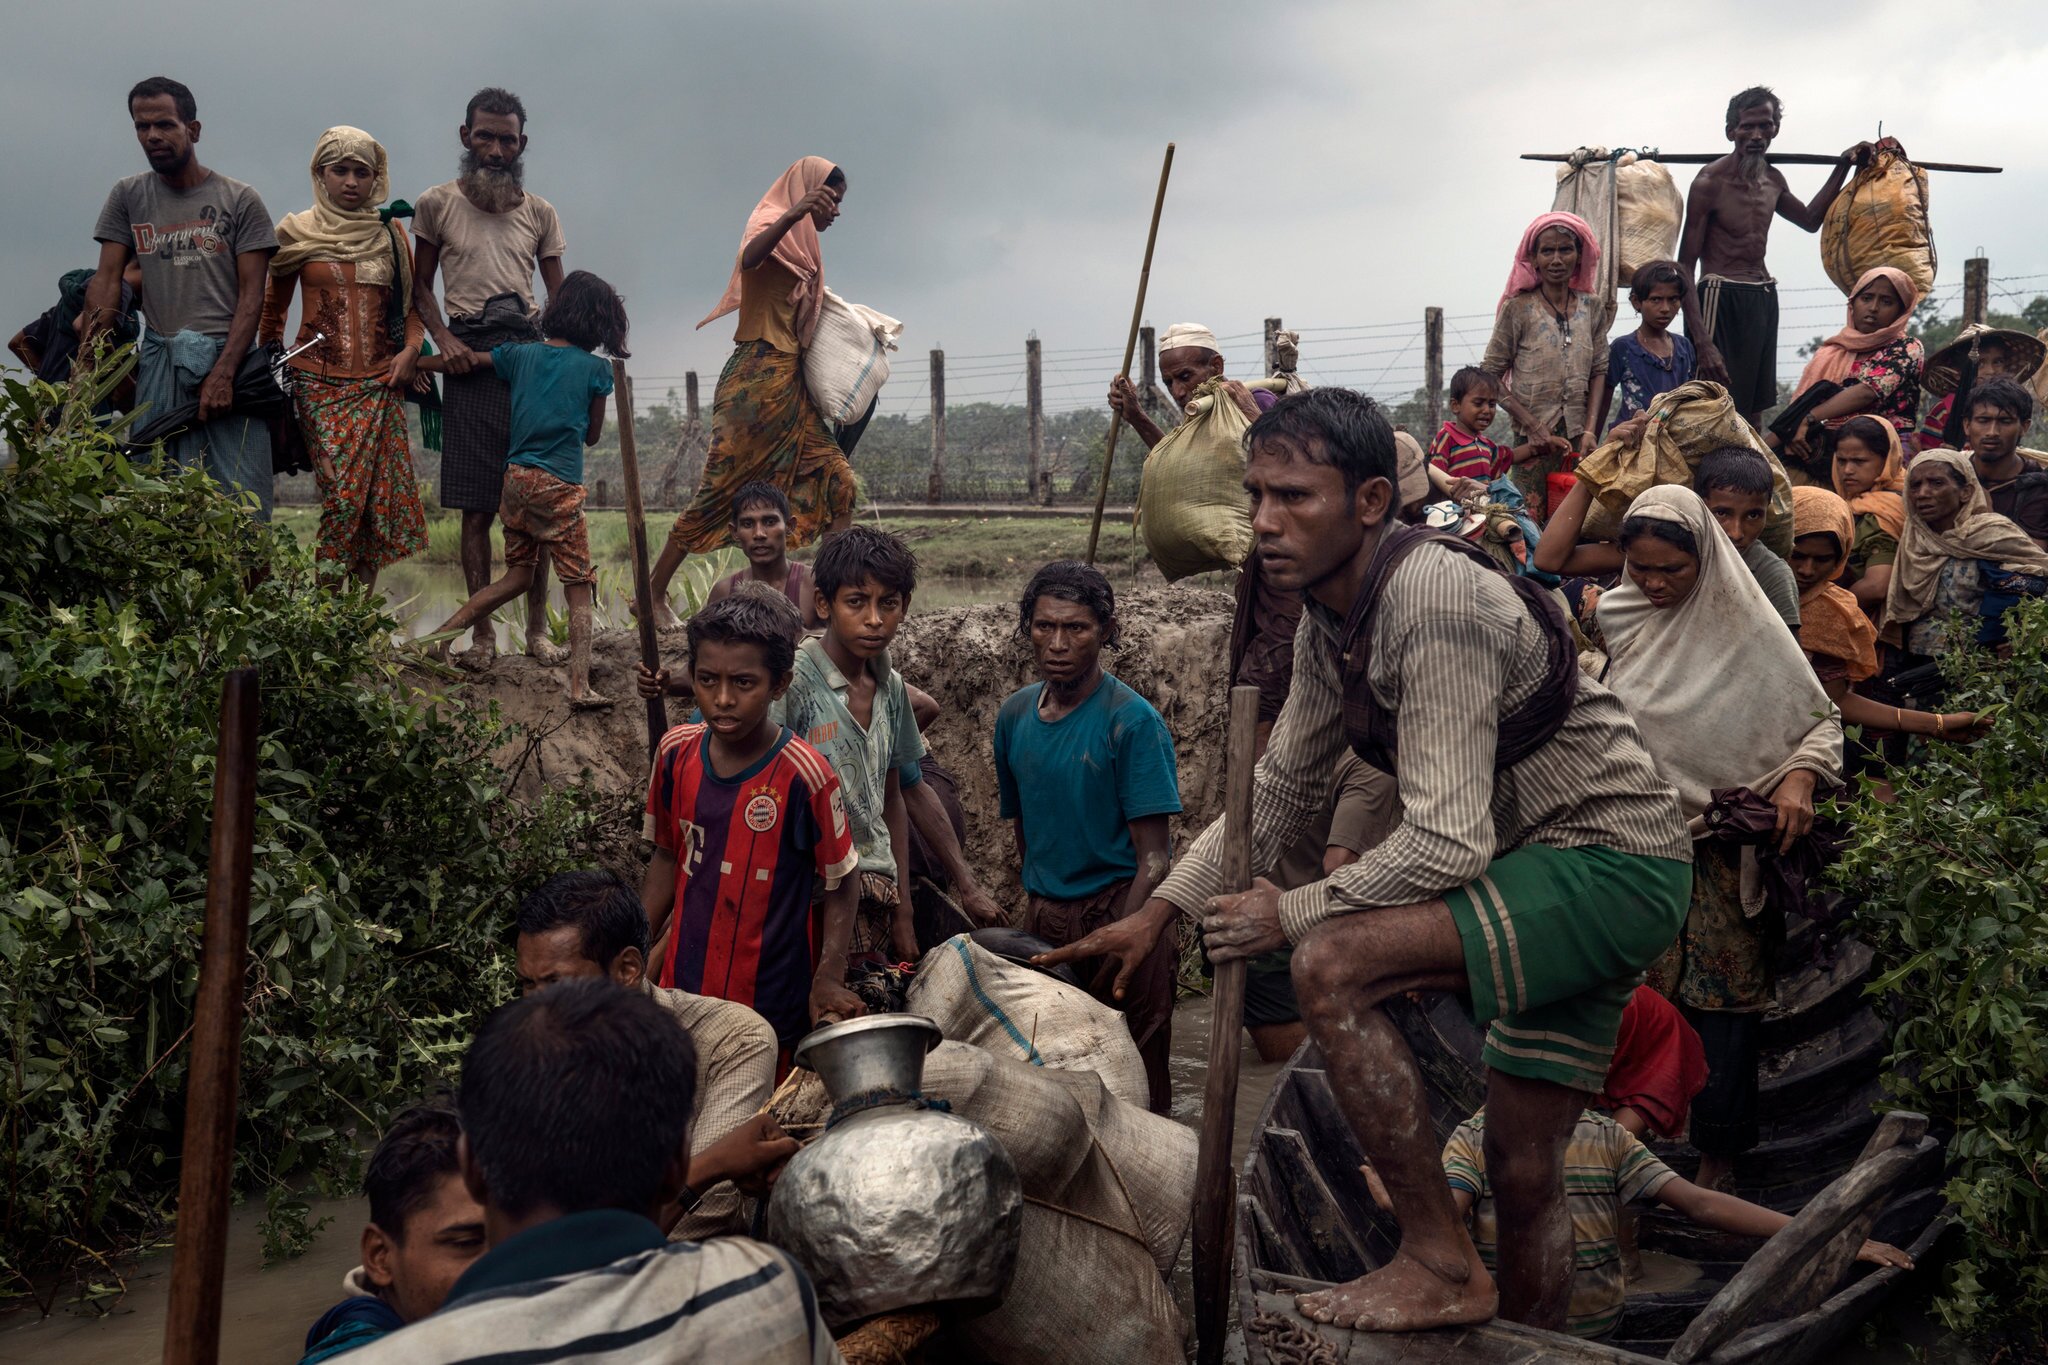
[1575,380,1797,555]
[1614,155,1684,285]
[1136,378,1281,582]
[1821,143,1936,299]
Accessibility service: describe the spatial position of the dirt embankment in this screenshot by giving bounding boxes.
[444,586,1236,907]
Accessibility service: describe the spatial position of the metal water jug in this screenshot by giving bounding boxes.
[765,1014,1023,1328]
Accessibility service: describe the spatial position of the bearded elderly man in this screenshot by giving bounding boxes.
[412,87,568,667]
[1040,387,1692,1335]
[1679,86,1872,425]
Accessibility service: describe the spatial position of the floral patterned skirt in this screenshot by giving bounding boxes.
[1644,838,1782,1013]
[297,374,428,573]
[667,341,856,555]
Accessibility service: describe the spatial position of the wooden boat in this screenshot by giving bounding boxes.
[1234,945,1948,1364]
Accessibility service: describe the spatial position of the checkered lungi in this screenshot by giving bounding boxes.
[437,296,541,512]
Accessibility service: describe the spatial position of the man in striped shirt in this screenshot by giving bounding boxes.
[346,980,839,1364]
[1039,388,1692,1335]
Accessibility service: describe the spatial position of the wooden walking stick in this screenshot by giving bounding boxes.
[1192,683,1261,1365]
[1085,141,1174,566]
[162,667,260,1365]
[614,361,669,760]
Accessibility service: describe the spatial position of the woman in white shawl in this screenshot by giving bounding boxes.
[1597,485,1842,1189]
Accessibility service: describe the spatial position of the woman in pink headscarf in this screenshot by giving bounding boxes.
[1480,211,1609,519]
[647,157,853,626]
[1774,266,1924,477]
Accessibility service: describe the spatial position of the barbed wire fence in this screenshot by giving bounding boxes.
[577,261,2043,511]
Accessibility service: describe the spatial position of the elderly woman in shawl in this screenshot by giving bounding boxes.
[1597,485,1842,1190]
[645,157,852,628]
[1882,449,2048,665]
[259,127,428,589]
[1773,267,1924,480]
[1480,211,1609,519]
[1788,486,1987,751]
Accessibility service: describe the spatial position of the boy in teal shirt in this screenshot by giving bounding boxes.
[421,271,625,708]
[994,561,1181,1111]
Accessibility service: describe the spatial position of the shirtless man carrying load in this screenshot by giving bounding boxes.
[1679,86,1872,425]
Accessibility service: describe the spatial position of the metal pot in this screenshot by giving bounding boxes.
[765,1015,1023,1329]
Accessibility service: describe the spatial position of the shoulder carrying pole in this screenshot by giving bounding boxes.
[1086,142,1174,565]
[162,668,260,1365]
[615,361,669,759]
[1192,683,1261,1364]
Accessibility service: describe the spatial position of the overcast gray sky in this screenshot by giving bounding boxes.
[6,0,2040,415]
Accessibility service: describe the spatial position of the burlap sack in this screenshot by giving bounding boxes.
[1822,144,1936,299]
[1574,380,1796,555]
[803,287,902,424]
[1614,156,1684,285]
[906,936,1151,1109]
[1136,377,1285,582]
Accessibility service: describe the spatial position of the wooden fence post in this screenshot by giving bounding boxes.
[1263,317,1282,377]
[595,479,608,508]
[1963,256,1989,326]
[1425,306,1444,431]
[927,348,946,504]
[1026,335,1046,506]
[655,370,705,508]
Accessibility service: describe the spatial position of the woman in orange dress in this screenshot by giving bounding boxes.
[260,126,429,588]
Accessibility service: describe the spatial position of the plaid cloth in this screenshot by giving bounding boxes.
[437,293,540,512]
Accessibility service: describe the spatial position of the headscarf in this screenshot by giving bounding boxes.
[1790,487,1879,681]
[1496,211,1601,317]
[1829,416,1905,541]
[270,127,407,302]
[699,156,835,346]
[1794,267,1919,395]
[1882,448,2048,632]
[1393,430,1430,507]
[1158,322,1221,356]
[1598,486,1840,820]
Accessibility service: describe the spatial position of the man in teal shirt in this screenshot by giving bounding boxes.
[994,561,1182,1111]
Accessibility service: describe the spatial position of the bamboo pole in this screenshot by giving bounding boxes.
[1086,142,1174,565]
[162,667,260,1365]
[614,362,668,758]
[1192,684,1260,1364]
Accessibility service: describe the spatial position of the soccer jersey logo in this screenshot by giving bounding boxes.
[744,789,781,833]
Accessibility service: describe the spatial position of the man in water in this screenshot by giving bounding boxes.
[1678,87,1871,425]
[1040,388,1692,1333]
[412,87,567,666]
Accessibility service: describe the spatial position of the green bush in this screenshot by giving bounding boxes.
[0,370,623,1305]
[1838,598,2048,1336]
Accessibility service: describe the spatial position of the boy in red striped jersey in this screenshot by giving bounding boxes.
[642,594,864,1055]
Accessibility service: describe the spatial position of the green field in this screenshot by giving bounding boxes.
[271,507,1150,579]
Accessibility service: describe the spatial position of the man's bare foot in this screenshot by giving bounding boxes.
[455,637,497,672]
[1694,1154,1735,1193]
[527,637,570,666]
[1296,1248,1497,1333]
[569,688,616,711]
[631,596,684,632]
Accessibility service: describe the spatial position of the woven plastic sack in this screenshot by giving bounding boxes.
[1136,377,1283,582]
[917,1043,1188,1365]
[1821,142,1935,299]
[906,936,1150,1109]
[1613,156,1684,285]
[1575,380,1796,555]
[803,287,902,425]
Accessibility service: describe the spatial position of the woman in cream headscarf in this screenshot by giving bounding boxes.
[1882,448,2048,663]
[1597,485,1842,1189]
[259,126,428,589]
[644,156,854,628]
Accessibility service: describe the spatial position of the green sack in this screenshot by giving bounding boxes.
[1136,377,1282,582]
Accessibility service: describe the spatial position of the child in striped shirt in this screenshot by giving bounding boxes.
[1430,367,1541,481]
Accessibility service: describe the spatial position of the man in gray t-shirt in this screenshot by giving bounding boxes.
[82,77,278,518]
